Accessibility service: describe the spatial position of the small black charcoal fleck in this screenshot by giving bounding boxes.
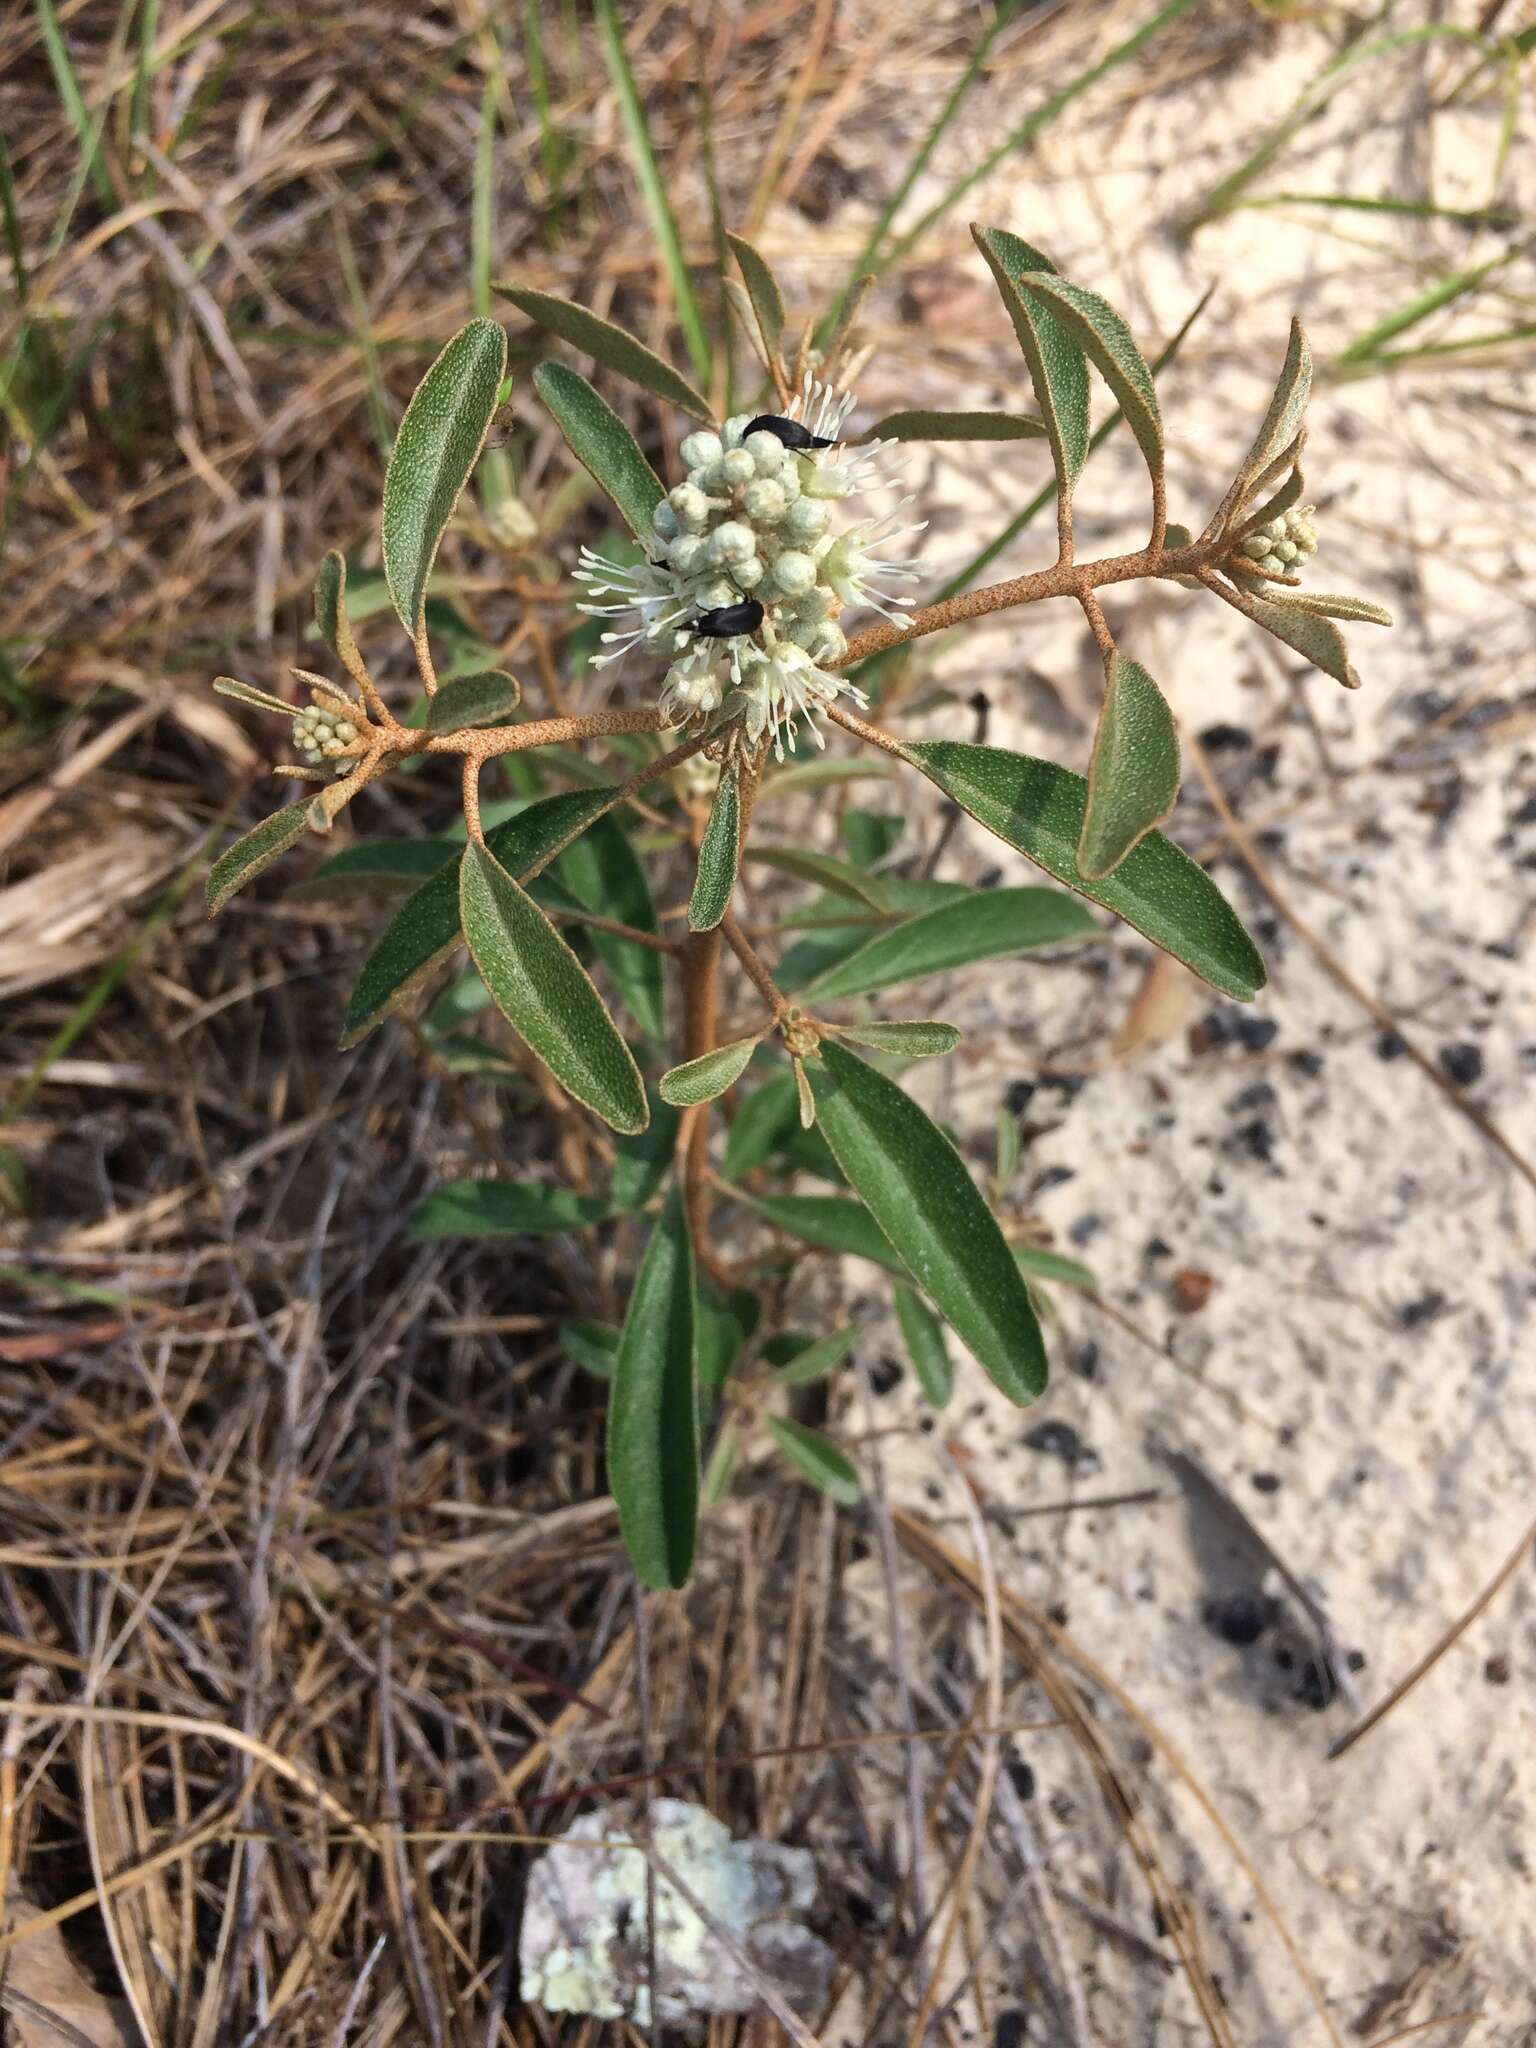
[1004,1079,1037,1116]
[1439,1042,1483,1087]
[869,1356,904,1395]
[1377,1031,1407,1061]
[1234,1015,1279,1052]
[1199,722,1251,752]
[1022,1421,1099,1472]
[1288,1049,1325,1077]
[1398,1290,1447,1330]
[1203,1590,1279,1647]
[1251,1471,1281,1494]
[1006,1760,1036,1801]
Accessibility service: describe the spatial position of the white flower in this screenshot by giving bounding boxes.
[573,375,924,754]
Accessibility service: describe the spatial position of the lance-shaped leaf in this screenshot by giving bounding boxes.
[213,676,292,717]
[496,282,712,419]
[1014,1244,1095,1290]
[382,318,507,640]
[723,279,774,371]
[1018,272,1162,479]
[732,1187,904,1275]
[207,804,309,915]
[768,1326,858,1387]
[532,361,666,542]
[562,1319,620,1379]
[422,669,522,734]
[745,845,891,910]
[972,226,1090,493]
[726,231,785,352]
[766,1417,860,1505]
[901,741,1267,1002]
[1266,589,1392,628]
[862,409,1046,443]
[408,1180,610,1237]
[289,837,460,902]
[1238,317,1311,494]
[812,1041,1047,1404]
[832,1020,961,1059]
[660,1034,761,1107]
[802,887,1096,1002]
[461,841,648,1134]
[555,814,665,1039]
[1078,652,1181,880]
[1220,581,1362,689]
[895,1282,953,1408]
[689,764,742,931]
[313,550,368,686]
[608,1185,699,1588]
[342,789,613,1045]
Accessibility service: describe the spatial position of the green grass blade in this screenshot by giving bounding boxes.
[33,0,116,208]
[593,0,712,386]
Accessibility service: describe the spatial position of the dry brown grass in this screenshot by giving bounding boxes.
[2,2,1524,2043]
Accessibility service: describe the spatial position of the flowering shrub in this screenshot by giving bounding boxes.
[208,228,1388,1587]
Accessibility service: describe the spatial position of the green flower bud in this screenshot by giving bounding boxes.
[669,483,711,532]
[742,478,787,524]
[652,499,681,539]
[744,429,786,474]
[719,448,756,488]
[709,520,755,565]
[668,534,708,576]
[680,430,723,470]
[732,553,765,589]
[781,495,827,543]
[768,549,817,598]
[720,414,753,450]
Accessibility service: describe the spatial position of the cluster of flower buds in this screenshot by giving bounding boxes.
[1235,503,1318,582]
[291,701,361,775]
[575,380,924,758]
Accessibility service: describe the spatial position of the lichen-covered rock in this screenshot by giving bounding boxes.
[518,1798,834,2023]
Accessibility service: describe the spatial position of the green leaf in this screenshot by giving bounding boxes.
[697,1284,760,1406]
[342,790,613,1045]
[1226,585,1361,689]
[381,318,507,640]
[895,1282,953,1408]
[745,845,890,911]
[556,814,665,1038]
[1266,589,1392,628]
[1078,653,1181,880]
[562,1318,620,1379]
[1014,1243,1096,1291]
[972,226,1090,494]
[207,804,309,916]
[863,409,1046,442]
[732,1187,904,1275]
[726,231,785,352]
[532,361,666,541]
[288,837,460,902]
[766,1416,860,1506]
[610,1094,681,1212]
[901,742,1266,1002]
[703,1420,740,1505]
[833,1020,961,1059]
[1017,271,1162,478]
[768,1327,858,1387]
[212,675,292,717]
[811,1041,1047,1404]
[496,282,711,418]
[461,841,648,1134]
[689,764,741,931]
[802,887,1097,1002]
[660,1035,761,1107]
[313,550,365,681]
[608,1185,699,1588]
[422,669,522,734]
[722,1068,799,1179]
[409,1180,610,1238]
[1237,317,1311,493]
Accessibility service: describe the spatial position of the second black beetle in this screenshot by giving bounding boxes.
[743,413,838,452]
[691,598,764,638]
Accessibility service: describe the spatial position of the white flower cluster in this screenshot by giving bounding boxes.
[291,701,360,775]
[575,380,924,758]
[1236,503,1318,581]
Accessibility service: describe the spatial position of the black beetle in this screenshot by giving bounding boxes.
[691,598,764,638]
[743,413,838,452]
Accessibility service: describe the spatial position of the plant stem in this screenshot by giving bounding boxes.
[837,532,1222,668]
[720,913,787,1020]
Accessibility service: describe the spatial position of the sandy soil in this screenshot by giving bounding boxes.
[758,11,1535,2043]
